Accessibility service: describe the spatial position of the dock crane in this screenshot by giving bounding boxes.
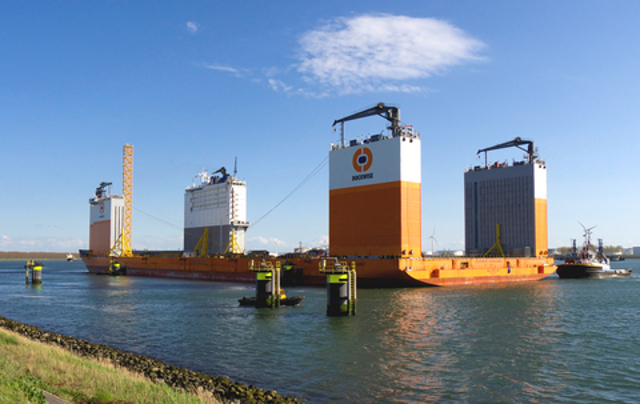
[477,137,537,166]
[332,102,402,146]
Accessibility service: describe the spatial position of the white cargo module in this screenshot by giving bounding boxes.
[184,168,249,254]
[464,138,548,257]
[329,103,422,257]
[89,182,125,255]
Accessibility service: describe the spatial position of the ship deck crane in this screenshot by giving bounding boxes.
[212,167,228,177]
[94,182,112,200]
[477,137,537,166]
[332,102,402,147]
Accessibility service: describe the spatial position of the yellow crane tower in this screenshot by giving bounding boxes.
[122,144,133,256]
[110,144,133,257]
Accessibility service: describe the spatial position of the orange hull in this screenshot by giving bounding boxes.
[81,254,556,287]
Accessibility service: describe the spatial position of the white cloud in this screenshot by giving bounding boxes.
[313,235,329,248]
[202,63,240,74]
[251,236,287,247]
[186,21,199,34]
[268,78,293,92]
[198,14,485,96]
[296,14,486,95]
[246,237,292,254]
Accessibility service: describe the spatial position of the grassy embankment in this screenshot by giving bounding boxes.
[0,328,217,404]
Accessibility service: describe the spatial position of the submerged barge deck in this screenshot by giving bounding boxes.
[81,252,555,287]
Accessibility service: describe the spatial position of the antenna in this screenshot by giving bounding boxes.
[234,157,238,177]
[578,221,597,252]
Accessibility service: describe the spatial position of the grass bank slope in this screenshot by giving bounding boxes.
[0,317,304,404]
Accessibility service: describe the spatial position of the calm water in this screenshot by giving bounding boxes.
[1,260,639,403]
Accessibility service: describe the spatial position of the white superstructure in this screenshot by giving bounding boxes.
[329,133,421,189]
[89,182,125,255]
[184,168,249,254]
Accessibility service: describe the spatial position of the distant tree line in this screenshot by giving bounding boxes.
[0,252,76,260]
[555,245,623,254]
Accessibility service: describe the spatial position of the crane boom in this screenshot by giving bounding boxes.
[212,167,228,177]
[122,144,133,257]
[477,137,536,165]
[332,102,402,146]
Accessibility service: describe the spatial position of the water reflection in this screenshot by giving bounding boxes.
[360,282,563,403]
[1,261,640,403]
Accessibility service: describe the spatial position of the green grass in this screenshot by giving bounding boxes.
[0,328,219,404]
[0,332,18,345]
[0,374,46,404]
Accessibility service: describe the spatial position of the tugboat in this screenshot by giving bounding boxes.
[556,224,632,279]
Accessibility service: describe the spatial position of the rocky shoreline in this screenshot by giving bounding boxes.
[0,316,304,404]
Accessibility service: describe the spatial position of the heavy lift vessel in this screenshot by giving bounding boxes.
[80,105,556,286]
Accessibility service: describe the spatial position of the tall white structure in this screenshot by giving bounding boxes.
[329,103,422,257]
[89,182,125,255]
[184,168,249,254]
[464,139,548,257]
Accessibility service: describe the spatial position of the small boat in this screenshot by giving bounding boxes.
[556,225,632,279]
[66,254,74,262]
[556,262,632,278]
[238,296,305,307]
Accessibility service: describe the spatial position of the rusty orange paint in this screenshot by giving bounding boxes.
[89,220,111,254]
[535,198,548,256]
[82,254,555,287]
[329,181,421,257]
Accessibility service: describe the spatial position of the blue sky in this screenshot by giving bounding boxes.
[1,1,639,253]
